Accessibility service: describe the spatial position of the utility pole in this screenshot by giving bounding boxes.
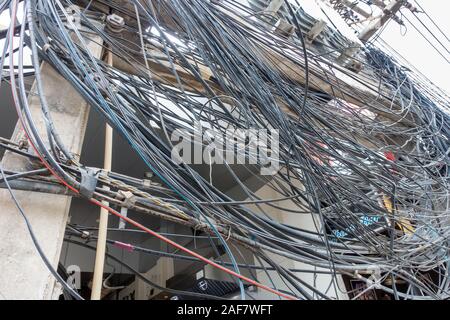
[358,0,405,42]
[339,0,372,20]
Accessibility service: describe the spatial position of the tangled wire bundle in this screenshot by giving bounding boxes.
[0,0,449,300]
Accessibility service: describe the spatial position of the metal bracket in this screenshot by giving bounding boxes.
[273,19,295,38]
[79,167,100,199]
[64,5,106,38]
[306,19,327,44]
[106,14,125,33]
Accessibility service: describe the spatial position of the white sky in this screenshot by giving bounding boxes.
[380,0,450,93]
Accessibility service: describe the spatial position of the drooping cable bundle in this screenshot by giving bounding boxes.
[1,0,449,299]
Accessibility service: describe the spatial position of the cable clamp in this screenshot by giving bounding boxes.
[79,167,100,199]
[106,14,125,33]
[42,43,51,53]
[143,179,152,188]
[18,138,29,150]
[118,190,136,207]
[81,230,90,239]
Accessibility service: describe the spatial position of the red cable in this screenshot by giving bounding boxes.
[90,198,297,300]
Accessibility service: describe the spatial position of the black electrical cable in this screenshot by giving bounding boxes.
[0,0,449,300]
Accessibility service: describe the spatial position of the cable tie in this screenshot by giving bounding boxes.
[114,241,134,252]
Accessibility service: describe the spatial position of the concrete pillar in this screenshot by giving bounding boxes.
[0,28,103,299]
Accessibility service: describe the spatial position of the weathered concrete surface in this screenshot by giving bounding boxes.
[0,34,103,299]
